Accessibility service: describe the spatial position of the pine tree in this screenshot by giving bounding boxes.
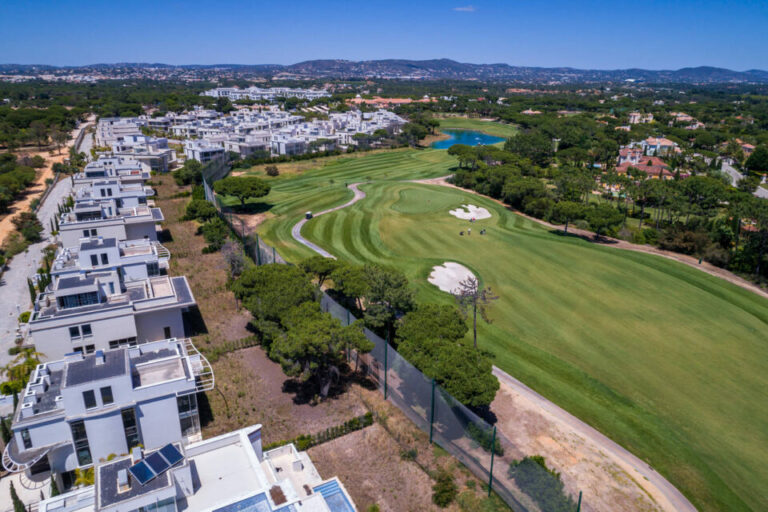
[50,476,60,497]
[0,416,11,444]
[27,278,37,304]
[10,481,26,512]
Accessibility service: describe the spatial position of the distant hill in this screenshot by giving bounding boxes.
[1,59,767,83]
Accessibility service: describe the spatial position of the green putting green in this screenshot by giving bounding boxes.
[244,148,768,512]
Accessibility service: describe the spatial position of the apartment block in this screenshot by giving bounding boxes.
[74,157,152,188]
[36,424,356,512]
[2,340,213,487]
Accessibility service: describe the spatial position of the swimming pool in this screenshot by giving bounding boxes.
[212,492,297,512]
[313,480,355,512]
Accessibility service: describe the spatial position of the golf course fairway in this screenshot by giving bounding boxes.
[245,148,768,512]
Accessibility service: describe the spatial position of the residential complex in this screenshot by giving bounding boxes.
[202,85,331,101]
[37,424,355,512]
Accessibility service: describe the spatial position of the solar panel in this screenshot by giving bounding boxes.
[144,452,170,475]
[128,461,155,485]
[159,444,184,466]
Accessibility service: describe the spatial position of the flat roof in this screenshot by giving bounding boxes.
[65,350,126,386]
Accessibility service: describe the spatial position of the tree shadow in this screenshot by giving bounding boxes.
[157,228,174,243]
[183,306,208,336]
[547,228,619,245]
[281,364,375,405]
[230,202,273,215]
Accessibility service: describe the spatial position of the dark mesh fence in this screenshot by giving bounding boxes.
[201,181,582,512]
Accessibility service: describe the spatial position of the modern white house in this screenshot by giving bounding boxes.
[58,201,163,248]
[95,118,147,147]
[75,179,155,209]
[110,135,177,172]
[51,236,170,285]
[35,424,356,512]
[28,268,195,360]
[183,140,226,164]
[2,339,213,491]
[74,157,152,188]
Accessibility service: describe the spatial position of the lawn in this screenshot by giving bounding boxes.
[435,117,519,139]
[244,148,768,512]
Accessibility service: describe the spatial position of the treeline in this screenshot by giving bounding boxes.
[228,256,499,407]
[0,104,79,150]
[449,144,768,282]
[0,153,41,212]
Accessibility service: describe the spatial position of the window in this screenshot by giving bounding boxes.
[90,254,98,266]
[21,429,32,449]
[81,324,92,337]
[100,253,109,265]
[90,229,97,237]
[84,345,95,354]
[163,326,172,339]
[73,347,83,354]
[82,230,90,237]
[177,394,200,438]
[82,390,97,409]
[100,386,114,405]
[100,189,106,197]
[108,337,137,349]
[58,292,99,309]
[121,408,141,449]
[146,262,159,276]
[70,421,92,466]
[69,326,81,339]
[108,282,115,294]
[107,189,113,197]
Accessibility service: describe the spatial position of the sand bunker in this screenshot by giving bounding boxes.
[449,204,491,220]
[428,262,476,294]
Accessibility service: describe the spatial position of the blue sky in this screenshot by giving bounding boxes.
[1,0,767,70]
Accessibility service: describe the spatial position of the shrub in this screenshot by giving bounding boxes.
[265,165,280,177]
[17,311,30,323]
[200,217,229,253]
[507,456,576,512]
[184,199,218,222]
[432,468,458,507]
[466,422,504,455]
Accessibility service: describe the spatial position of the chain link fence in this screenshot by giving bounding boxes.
[201,166,583,512]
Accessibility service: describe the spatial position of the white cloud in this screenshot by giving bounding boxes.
[453,5,476,12]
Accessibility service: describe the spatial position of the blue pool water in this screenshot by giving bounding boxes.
[213,492,296,512]
[431,129,505,149]
[313,480,355,512]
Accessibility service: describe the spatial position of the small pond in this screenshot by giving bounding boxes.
[431,129,505,149]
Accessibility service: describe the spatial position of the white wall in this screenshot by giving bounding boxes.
[134,309,184,343]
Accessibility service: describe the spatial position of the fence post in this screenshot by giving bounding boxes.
[487,426,497,497]
[272,246,276,263]
[255,235,262,265]
[576,491,582,512]
[346,309,350,326]
[429,378,436,444]
[383,340,388,400]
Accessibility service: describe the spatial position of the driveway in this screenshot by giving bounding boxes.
[721,161,768,199]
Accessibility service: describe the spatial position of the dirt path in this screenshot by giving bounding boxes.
[291,183,366,258]
[492,367,696,512]
[0,118,94,247]
[415,175,768,301]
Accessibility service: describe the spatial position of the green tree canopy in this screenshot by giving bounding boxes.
[214,176,271,206]
[300,256,339,287]
[586,204,624,237]
[745,145,768,175]
[271,302,373,397]
[397,304,467,347]
[398,337,499,408]
[232,264,315,323]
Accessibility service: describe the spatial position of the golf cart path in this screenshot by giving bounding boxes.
[493,367,696,512]
[291,183,366,259]
[414,175,768,301]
